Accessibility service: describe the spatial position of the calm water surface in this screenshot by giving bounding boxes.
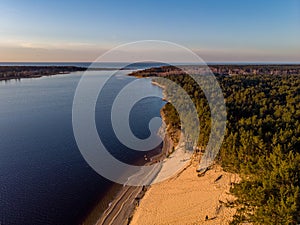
[0,70,164,225]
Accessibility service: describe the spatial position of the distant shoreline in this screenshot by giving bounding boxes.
[0,66,133,81]
[129,64,300,77]
[2,63,300,81]
[0,66,87,81]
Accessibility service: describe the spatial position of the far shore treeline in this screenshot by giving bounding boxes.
[130,64,300,77]
[0,66,87,80]
[0,65,138,81]
[130,65,300,225]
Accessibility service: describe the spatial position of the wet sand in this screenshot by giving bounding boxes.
[95,127,169,225]
[95,185,145,225]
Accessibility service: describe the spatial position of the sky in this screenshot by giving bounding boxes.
[0,0,299,62]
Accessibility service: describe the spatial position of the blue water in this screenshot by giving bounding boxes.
[0,68,164,225]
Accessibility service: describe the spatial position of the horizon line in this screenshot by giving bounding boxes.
[0,61,300,66]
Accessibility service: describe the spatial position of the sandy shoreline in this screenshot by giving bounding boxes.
[95,115,238,225]
[94,121,169,225]
[130,162,238,225]
[128,80,238,225]
[94,78,238,225]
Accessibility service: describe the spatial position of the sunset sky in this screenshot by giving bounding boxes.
[0,0,299,62]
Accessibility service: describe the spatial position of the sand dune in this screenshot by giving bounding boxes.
[130,162,238,225]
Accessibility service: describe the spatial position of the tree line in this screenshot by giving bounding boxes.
[130,66,300,224]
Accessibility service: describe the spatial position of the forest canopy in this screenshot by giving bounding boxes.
[130,65,300,224]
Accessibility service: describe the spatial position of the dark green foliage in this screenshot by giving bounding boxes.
[132,67,300,224]
[219,74,300,224]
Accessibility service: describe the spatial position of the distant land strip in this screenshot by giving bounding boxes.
[0,66,87,81]
[129,64,300,77]
[1,64,300,81]
[0,66,131,81]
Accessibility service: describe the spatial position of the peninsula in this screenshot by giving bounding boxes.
[0,66,87,81]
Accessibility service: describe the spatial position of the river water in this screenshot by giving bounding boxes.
[0,66,164,225]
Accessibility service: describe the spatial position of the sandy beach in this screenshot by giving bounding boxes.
[95,80,239,225]
[130,160,238,225]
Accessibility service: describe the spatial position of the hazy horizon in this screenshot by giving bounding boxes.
[1,61,300,65]
[1,0,299,62]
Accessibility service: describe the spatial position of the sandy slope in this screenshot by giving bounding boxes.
[130,162,238,225]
